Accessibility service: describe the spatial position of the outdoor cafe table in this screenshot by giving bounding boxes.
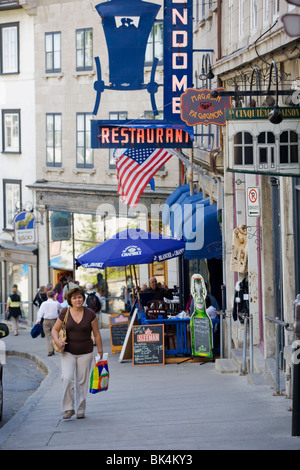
[137,305,220,356]
[138,308,191,356]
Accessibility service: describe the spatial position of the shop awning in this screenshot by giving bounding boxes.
[162,184,222,260]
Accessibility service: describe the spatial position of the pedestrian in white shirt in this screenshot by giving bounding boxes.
[37,290,61,356]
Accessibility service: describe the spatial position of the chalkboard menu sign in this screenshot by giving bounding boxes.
[191,316,213,358]
[109,313,130,354]
[132,325,164,366]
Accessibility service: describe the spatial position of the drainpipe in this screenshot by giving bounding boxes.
[217,0,222,61]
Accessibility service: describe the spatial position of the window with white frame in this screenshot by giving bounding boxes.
[2,109,20,153]
[263,0,269,26]
[0,23,19,74]
[46,113,62,166]
[202,0,205,18]
[234,131,254,166]
[280,130,299,165]
[251,0,258,32]
[76,113,93,168]
[273,0,280,19]
[229,0,234,44]
[145,21,163,65]
[239,0,246,39]
[76,28,93,71]
[3,179,21,230]
[45,32,61,73]
[109,111,127,168]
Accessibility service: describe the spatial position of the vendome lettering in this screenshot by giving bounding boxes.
[99,127,190,145]
[172,0,189,115]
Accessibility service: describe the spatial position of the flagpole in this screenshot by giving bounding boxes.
[133,264,142,311]
[189,147,194,196]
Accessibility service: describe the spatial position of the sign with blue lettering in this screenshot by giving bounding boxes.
[91,0,194,149]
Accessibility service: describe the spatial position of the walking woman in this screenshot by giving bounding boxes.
[52,286,103,419]
[6,285,22,336]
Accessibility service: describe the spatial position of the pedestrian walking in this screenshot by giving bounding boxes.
[84,282,102,335]
[33,286,47,337]
[36,291,61,356]
[53,282,64,303]
[6,286,22,336]
[51,286,103,420]
[62,276,78,300]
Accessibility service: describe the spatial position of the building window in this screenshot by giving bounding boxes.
[280,130,299,165]
[109,112,127,168]
[251,0,258,32]
[239,0,246,39]
[145,21,163,65]
[263,0,269,26]
[273,0,280,18]
[234,132,253,166]
[76,113,93,168]
[2,109,21,153]
[46,113,62,167]
[258,131,275,170]
[3,179,21,230]
[76,28,93,71]
[0,23,19,74]
[45,32,61,73]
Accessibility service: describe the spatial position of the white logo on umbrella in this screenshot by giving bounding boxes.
[121,245,142,257]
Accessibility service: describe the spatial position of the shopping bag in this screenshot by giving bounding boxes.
[89,353,109,394]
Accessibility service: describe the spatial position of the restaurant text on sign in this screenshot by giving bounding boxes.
[95,124,192,148]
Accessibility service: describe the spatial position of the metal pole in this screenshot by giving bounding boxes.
[275,318,280,394]
[249,314,254,374]
[220,312,224,358]
[292,341,300,436]
[242,316,248,374]
[227,312,232,358]
[292,298,300,436]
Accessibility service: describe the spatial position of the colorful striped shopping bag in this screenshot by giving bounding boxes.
[89,353,109,394]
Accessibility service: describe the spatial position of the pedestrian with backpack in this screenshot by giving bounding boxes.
[84,283,102,336]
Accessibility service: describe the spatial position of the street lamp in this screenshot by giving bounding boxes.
[282,0,300,37]
[198,53,214,81]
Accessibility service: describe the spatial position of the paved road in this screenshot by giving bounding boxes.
[0,355,45,428]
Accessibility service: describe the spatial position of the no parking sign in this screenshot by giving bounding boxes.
[247,187,260,217]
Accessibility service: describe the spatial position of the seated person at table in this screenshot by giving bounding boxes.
[140,277,173,301]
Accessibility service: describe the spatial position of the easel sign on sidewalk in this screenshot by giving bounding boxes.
[109,313,130,354]
[132,325,164,366]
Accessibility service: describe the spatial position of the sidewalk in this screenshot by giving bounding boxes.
[0,324,299,451]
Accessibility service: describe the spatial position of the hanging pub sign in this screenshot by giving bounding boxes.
[226,107,300,176]
[14,211,35,245]
[180,88,232,126]
[91,0,194,149]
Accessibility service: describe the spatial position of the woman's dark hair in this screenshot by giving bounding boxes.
[66,286,85,306]
[53,281,62,293]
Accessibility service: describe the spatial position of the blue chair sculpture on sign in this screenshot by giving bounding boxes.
[93,0,161,116]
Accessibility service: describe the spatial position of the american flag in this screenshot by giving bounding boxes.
[114,147,173,207]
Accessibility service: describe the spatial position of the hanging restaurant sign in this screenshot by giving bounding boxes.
[180,88,232,126]
[91,0,194,149]
[91,122,193,148]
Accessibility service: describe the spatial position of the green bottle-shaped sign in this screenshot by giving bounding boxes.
[190,274,213,358]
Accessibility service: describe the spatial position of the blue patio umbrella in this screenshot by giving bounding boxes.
[75,229,185,269]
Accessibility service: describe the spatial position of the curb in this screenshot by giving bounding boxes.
[0,349,59,449]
